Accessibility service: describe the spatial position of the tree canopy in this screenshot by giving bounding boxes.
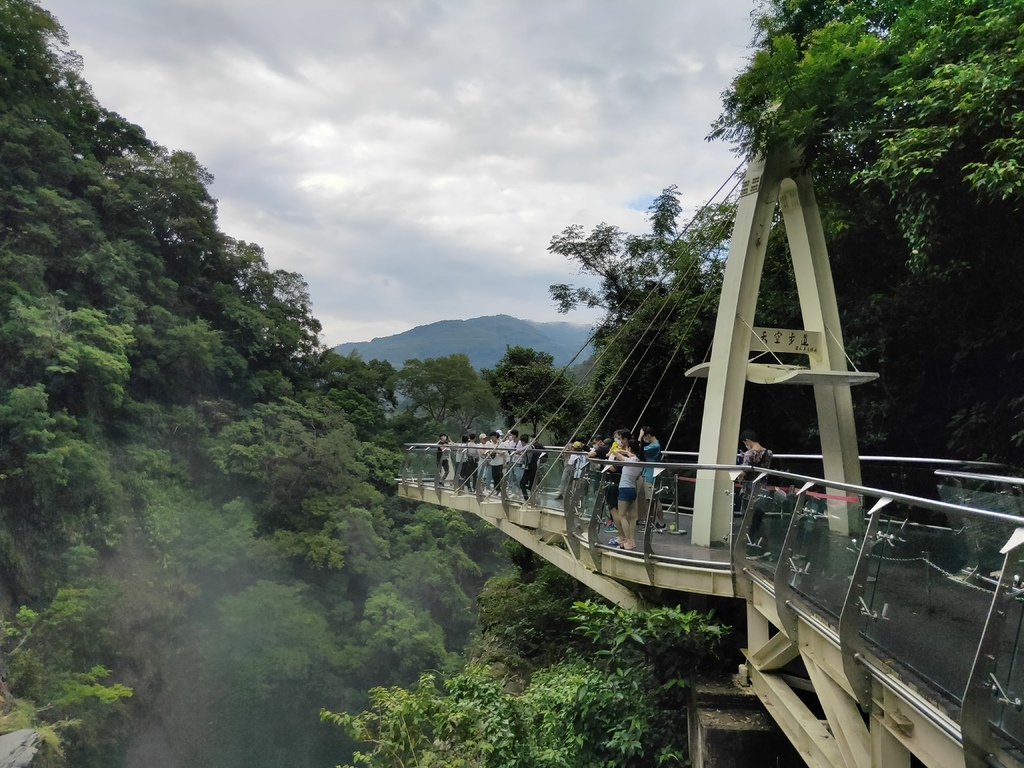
[0,4,506,765]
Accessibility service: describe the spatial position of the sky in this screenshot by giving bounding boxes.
[41,0,757,346]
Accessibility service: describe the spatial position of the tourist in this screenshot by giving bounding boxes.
[436,434,451,486]
[520,435,547,500]
[608,439,643,551]
[639,426,665,530]
[507,431,527,499]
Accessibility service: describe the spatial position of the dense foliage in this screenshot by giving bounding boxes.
[551,0,1024,466]
[325,552,729,768]
[483,346,586,437]
[0,3,506,766]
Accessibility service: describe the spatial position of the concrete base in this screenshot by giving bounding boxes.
[689,677,801,768]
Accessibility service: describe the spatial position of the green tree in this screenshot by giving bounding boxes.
[395,354,497,433]
[483,345,585,436]
[324,598,728,768]
[318,351,397,433]
[200,580,352,768]
[708,0,1024,462]
[548,188,732,440]
[0,4,495,768]
[1,590,133,763]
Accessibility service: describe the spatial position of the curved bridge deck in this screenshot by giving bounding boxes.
[399,447,1024,768]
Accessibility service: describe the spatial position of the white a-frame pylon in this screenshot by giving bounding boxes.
[688,148,878,547]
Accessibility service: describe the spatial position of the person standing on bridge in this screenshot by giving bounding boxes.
[568,441,588,488]
[638,426,665,531]
[507,431,527,499]
[457,433,477,492]
[555,440,576,501]
[739,430,773,539]
[739,430,772,477]
[603,429,632,535]
[608,439,643,550]
[482,432,502,491]
[436,434,452,486]
[520,435,547,500]
[472,433,490,492]
[492,430,516,494]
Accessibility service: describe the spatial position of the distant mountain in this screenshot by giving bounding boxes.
[334,315,594,370]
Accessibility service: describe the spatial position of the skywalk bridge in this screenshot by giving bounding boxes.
[398,450,1024,768]
[396,148,1024,768]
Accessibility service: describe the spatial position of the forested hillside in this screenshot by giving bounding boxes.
[0,3,508,766]
[334,315,594,370]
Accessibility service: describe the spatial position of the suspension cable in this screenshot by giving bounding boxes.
[529,169,744,446]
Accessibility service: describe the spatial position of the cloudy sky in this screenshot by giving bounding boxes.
[42,0,757,346]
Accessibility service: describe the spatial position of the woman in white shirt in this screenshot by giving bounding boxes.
[609,440,643,550]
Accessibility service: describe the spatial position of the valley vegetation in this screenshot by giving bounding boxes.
[0,3,519,765]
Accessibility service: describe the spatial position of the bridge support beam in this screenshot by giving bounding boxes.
[692,148,868,543]
[476,508,641,608]
[746,660,846,768]
[692,151,785,546]
[778,174,864,535]
[804,653,871,768]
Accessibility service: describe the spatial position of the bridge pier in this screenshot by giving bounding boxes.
[689,676,800,767]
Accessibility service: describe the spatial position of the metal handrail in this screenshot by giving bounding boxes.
[404,443,1024,524]
[935,470,1024,487]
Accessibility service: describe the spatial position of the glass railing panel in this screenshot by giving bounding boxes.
[561,466,606,536]
[648,467,695,531]
[561,464,591,538]
[774,456,1007,499]
[858,460,964,499]
[785,489,865,623]
[741,477,800,579]
[981,548,1024,757]
[405,446,438,483]
[642,466,733,566]
[858,505,1014,708]
[586,468,621,547]
[565,466,605,526]
[527,449,566,506]
[938,482,1024,518]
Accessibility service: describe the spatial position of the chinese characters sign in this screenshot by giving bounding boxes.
[750,327,822,360]
[740,175,762,198]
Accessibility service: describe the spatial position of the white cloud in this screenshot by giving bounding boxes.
[44,0,756,344]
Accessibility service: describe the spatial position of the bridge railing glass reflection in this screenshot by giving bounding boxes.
[403,445,440,485]
[970,541,1024,763]
[952,475,1024,764]
[858,505,1011,712]
[737,474,800,581]
[777,487,865,628]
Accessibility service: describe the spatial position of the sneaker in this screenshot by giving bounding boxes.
[654,522,667,532]
[603,523,617,532]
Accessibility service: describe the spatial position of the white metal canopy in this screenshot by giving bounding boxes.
[685,362,879,387]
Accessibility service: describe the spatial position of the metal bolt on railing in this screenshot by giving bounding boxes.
[858,596,891,620]
[788,557,811,575]
[876,531,907,547]
[988,673,1023,710]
